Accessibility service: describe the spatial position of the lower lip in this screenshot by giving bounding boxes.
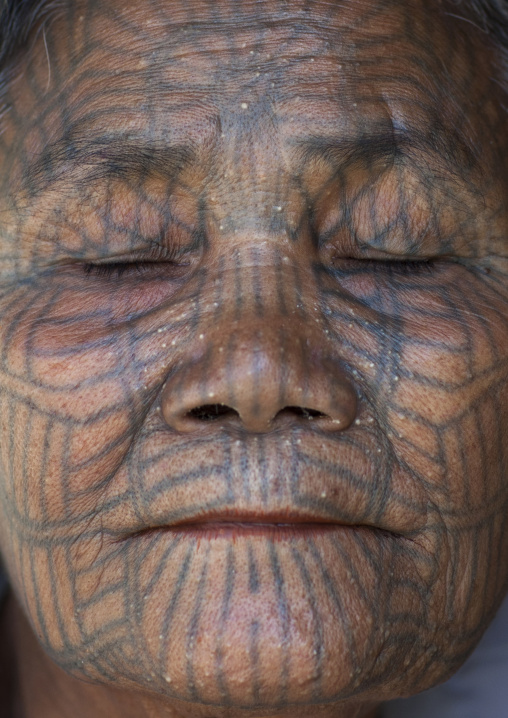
[138,521,355,541]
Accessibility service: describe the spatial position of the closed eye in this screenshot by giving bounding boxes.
[84,261,160,279]
[331,258,437,276]
[82,244,187,280]
[369,259,435,275]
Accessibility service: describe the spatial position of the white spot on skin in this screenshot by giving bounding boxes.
[241,102,249,109]
[321,492,327,498]
[171,340,176,346]
[199,334,204,339]
[355,419,361,426]
[208,392,215,398]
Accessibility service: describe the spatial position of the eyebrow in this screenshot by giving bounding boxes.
[19,134,196,197]
[290,125,479,185]
[16,123,477,203]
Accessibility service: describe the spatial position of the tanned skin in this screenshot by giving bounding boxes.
[0,0,507,716]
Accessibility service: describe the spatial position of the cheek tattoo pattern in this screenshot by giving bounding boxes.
[0,0,507,715]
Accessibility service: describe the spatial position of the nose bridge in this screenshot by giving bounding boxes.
[161,242,357,433]
[218,250,302,413]
[224,243,297,322]
[203,242,316,390]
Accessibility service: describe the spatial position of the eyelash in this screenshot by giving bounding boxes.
[82,252,435,281]
[365,259,435,275]
[83,244,181,279]
[330,258,436,277]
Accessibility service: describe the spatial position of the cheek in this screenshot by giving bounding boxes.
[0,286,151,528]
[322,264,508,627]
[385,281,508,501]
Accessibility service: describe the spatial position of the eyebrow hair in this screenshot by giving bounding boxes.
[15,121,478,205]
[290,124,480,184]
[18,134,196,197]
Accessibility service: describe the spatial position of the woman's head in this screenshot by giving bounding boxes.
[0,1,507,716]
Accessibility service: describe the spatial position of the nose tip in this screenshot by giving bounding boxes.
[160,336,358,434]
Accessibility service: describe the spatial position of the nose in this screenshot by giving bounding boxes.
[160,259,357,434]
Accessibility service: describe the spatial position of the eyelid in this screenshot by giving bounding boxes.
[81,242,189,279]
[86,243,183,266]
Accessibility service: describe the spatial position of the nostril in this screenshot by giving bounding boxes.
[186,404,240,421]
[277,406,328,421]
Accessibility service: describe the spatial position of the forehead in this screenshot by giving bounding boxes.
[2,0,508,253]
[6,0,502,152]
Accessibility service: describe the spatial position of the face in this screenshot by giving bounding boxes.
[0,0,507,715]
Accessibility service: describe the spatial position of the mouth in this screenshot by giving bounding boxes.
[126,511,402,541]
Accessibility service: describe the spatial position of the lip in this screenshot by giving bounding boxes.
[125,510,403,541]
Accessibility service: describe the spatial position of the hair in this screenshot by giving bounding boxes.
[0,0,507,77]
[0,0,61,72]
[460,0,508,46]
